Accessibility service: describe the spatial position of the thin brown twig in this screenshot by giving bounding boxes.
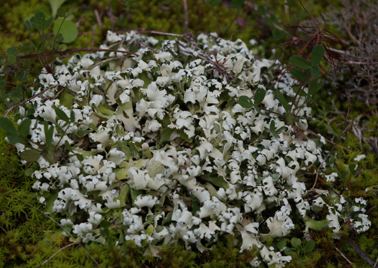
[347,238,376,267]
[344,61,378,65]
[36,240,82,267]
[182,0,189,33]
[335,246,353,265]
[366,205,378,215]
[94,9,102,29]
[310,94,351,190]
[4,84,59,117]
[0,225,7,234]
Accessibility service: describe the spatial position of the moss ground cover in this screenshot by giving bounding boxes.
[1,0,377,267]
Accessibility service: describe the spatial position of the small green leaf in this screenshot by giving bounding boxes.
[277,238,287,250]
[57,7,66,17]
[25,19,32,30]
[7,55,17,64]
[20,150,42,162]
[291,238,301,249]
[200,173,229,189]
[285,0,295,6]
[304,216,330,231]
[284,248,292,255]
[53,18,78,43]
[99,220,112,229]
[57,44,67,52]
[289,55,311,69]
[349,164,357,175]
[18,118,32,137]
[239,95,254,109]
[257,5,267,15]
[44,123,54,148]
[77,129,91,137]
[230,0,245,10]
[38,5,51,17]
[31,39,39,49]
[270,120,279,138]
[0,117,17,134]
[254,88,266,106]
[310,45,325,66]
[115,184,130,207]
[309,80,323,95]
[44,16,54,30]
[8,135,26,145]
[6,47,17,56]
[270,14,278,24]
[36,41,45,54]
[311,65,321,78]
[0,81,6,89]
[70,110,75,122]
[205,0,221,7]
[25,168,35,177]
[291,68,306,81]
[49,0,67,18]
[274,90,290,113]
[303,240,315,253]
[264,17,271,25]
[55,107,70,122]
[64,140,73,152]
[272,28,285,39]
[66,7,75,17]
[75,153,84,161]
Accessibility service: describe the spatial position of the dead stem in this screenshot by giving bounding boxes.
[335,246,353,265]
[347,238,376,267]
[182,0,189,33]
[94,9,102,29]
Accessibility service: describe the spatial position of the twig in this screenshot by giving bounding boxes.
[366,205,378,215]
[307,130,352,152]
[347,238,376,267]
[91,25,97,49]
[344,61,378,65]
[182,0,189,33]
[5,194,100,266]
[335,246,353,265]
[310,94,351,190]
[36,241,82,267]
[4,84,59,117]
[94,9,102,29]
[0,225,7,234]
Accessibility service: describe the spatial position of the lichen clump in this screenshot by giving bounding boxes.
[11,31,370,267]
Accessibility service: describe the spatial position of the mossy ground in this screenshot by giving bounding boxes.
[1,0,377,267]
